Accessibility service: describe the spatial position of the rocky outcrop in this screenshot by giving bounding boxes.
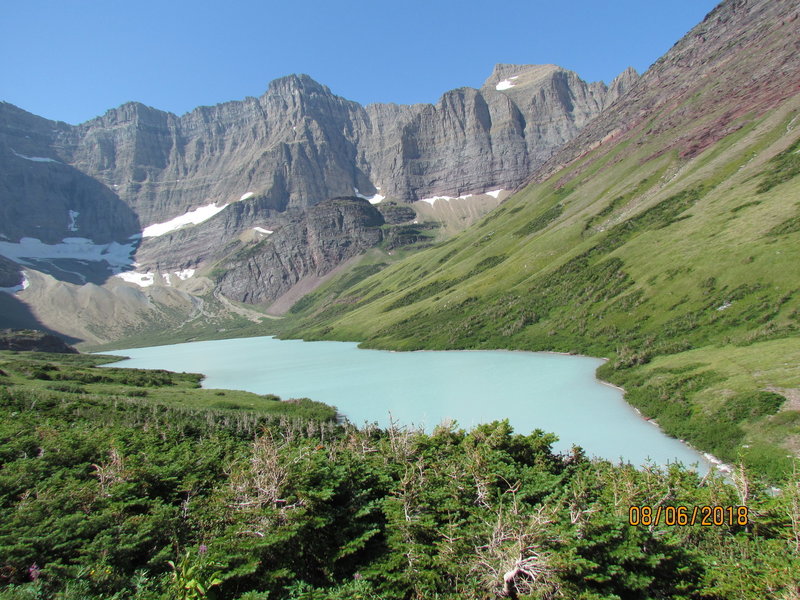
[0,328,78,353]
[377,202,417,225]
[216,197,385,305]
[604,66,640,107]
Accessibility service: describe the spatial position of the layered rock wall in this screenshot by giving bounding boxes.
[2,64,638,237]
[216,197,385,304]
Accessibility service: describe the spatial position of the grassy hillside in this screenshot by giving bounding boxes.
[281,96,800,479]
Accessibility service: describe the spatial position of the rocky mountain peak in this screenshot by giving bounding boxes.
[605,66,639,106]
[77,102,176,135]
[265,73,332,98]
[482,63,562,90]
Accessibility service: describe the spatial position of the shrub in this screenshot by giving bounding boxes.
[717,391,786,423]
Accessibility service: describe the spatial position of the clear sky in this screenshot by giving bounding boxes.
[2,0,720,125]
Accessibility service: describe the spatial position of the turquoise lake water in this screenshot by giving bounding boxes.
[106,335,711,470]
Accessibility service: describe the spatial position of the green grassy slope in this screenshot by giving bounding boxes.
[281,94,800,478]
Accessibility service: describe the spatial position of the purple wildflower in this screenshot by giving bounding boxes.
[28,563,41,581]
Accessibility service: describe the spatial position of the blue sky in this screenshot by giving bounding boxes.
[2,0,720,125]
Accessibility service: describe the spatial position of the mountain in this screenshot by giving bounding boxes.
[535,0,800,182]
[0,63,630,237]
[0,64,633,342]
[281,0,800,477]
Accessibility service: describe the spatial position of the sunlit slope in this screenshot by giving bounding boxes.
[284,94,800,476]
[288,99,800,348]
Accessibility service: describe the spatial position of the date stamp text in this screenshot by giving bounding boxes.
[628,505,748,527]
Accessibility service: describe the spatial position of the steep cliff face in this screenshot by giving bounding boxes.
[352,64,639,201]
[59,76,372,226]
[2,63,636,242]
[216,197,385,305]
[0,103,140,245]
[1,64,635,285]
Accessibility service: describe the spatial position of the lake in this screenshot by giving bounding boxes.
[105,335,712,470]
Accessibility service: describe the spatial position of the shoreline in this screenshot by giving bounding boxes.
[104,333,724,472]
[597,372,729,474]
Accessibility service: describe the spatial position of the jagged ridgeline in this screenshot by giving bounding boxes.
[0,62,636,345]
[282,0,800,478]
[1,350,798,599]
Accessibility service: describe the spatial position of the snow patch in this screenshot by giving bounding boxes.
[116,271,155,287]
[239,192,255,201]
[486,189,503,199]
[174,268,195,281]
[253,227,273,235]
[162,273,172,286]
[354,187,386,205]
[496,79,517,91]
[11,148,61,163]
[418,190,498,205]
[67,210,79,232]
[0,237,136,272]
[142,202,230,238]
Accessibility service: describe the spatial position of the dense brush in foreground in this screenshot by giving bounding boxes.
[1,353,799,599]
